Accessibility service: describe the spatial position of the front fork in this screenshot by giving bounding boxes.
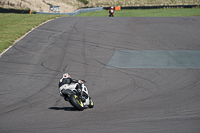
[78,84,87,102]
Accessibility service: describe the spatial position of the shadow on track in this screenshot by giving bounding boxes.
[49,107,78,111]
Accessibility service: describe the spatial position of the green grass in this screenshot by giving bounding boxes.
[77,8,200,17]
[0,14,66,54]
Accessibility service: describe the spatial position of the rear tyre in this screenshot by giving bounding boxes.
[70,94,84,111]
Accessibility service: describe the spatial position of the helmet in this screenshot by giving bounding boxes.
[111,6,114,9]
[63,73,71,78]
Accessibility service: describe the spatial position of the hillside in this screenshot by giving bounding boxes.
[0,0,78,13]
[0,0,200,13]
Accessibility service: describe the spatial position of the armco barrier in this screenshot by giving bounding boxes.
[36,7,103,16]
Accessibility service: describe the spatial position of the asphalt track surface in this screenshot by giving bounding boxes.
[0,17,200,133]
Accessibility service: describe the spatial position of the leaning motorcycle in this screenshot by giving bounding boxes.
[59,80,94,111]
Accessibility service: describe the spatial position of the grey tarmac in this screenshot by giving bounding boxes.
[0,17,200,133]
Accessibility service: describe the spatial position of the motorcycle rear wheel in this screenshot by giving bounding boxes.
[70,94,84,111]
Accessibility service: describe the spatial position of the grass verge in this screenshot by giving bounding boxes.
[77,8,200,17]
[0,13,66,54]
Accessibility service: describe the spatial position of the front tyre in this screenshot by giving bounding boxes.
[70,94,84,111]
[88,97,94,108]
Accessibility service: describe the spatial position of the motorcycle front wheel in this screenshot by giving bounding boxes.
[88,97,94,108]
[70,94,84,111]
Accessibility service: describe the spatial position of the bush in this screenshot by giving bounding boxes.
[0,7,30,14]
[78,0,89,5]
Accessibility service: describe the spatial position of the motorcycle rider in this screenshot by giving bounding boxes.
[109,6,115,17]
[58,73,83,98]
[58,73,94,109]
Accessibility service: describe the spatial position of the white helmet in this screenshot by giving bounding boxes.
[63,73,71,78]
[111,6,114,9]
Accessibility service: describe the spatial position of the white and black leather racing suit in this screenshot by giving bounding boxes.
[58,77,81,96]
[58,77,90,105]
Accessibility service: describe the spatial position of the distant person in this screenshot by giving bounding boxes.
[109,6,115,17]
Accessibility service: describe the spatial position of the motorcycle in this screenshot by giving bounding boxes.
[59,80,94,111]
[109,9,114,17]
[109,13,114,17]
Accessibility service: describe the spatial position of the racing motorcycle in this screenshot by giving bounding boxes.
[59,80,94,111]
[109,11,114,17]
[109,7,114,17]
